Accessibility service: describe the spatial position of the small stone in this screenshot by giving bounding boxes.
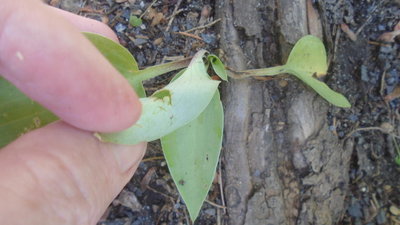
[389,205,400,216]
[204,208,216,216]
[153,38,163,45]
[348,201,363,218]
[361,65,369,82]
[348,114,358,122]
[361,186,367,192]
[115,23,127,33]
[376,209,387,224]
[378,24,386,31]
[380,122,394,133]
[279,79,288,87]
[133,38,148,46]
[200,33,217,45]
[383,185,392,193]
[140,24,146,30]
[174,202,181,209]
[152,205,160,212]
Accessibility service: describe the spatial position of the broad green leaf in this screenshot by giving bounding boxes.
[285,35,327,78]
[283,35,351,108]
[129,15,143,27]
[97,51,220,144]
[83,32,146,97]
[207,54,228,81]
[0,77,58,148]
[161,90,223,221]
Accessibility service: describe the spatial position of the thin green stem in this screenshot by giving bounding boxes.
[227,65,287,79]
[134,57,192,81]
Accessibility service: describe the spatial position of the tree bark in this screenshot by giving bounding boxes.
[216,0,353,224]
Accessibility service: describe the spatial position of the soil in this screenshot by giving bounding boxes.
[51,0,400,224]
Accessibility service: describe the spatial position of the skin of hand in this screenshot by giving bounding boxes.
[0,0,146,224]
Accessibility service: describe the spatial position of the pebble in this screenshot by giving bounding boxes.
[153,38,163,45]
[174,202,181,209]
[115,23,127,33]
[380,122,394,133]
[204,208,216,217]
[279,79,288,87]
[200,33,217,46]
[361,65,369,82]
[376,209,387,224]
[152,205,160,212]
[132,38,148,46]
[378,24,386,31]
[348,201,363,218]
[383,185,392,193]
[389,205,400,216]
[348,114,358,122]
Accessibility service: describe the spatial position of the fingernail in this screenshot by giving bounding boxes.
[111,142,147,173]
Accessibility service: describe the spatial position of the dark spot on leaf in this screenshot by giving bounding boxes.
[179,179,185,186]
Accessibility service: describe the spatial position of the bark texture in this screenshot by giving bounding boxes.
[216,0,353,224]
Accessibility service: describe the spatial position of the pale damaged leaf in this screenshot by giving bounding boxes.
[97,51,220,144]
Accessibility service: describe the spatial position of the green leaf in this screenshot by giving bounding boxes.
[207,54,228,81]
[83,32,146,97]
[286,69,352,108]
[129,15,143,27]
[161,90,223,221]
[0,77,58,148]
[285,35,328,78]
[97,50,220,144]
[284,35,351,108]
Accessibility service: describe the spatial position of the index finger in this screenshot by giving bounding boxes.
[0,0,141,132]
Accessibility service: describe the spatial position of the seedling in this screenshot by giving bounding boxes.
[0,34,350,221]
[129,15,143,27]
[227,35,351,108]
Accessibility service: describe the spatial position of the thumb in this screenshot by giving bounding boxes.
[0,122,146,225]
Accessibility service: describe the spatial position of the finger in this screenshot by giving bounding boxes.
[0,0,140,132]
[48,6,119,42]
[0,122,146,225]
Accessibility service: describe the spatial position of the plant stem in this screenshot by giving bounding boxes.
[226,65,287,79]
[134,57,192,81]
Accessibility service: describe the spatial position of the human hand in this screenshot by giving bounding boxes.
[0,1,146,224]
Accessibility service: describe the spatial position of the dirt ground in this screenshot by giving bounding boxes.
[51,0,399,224]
